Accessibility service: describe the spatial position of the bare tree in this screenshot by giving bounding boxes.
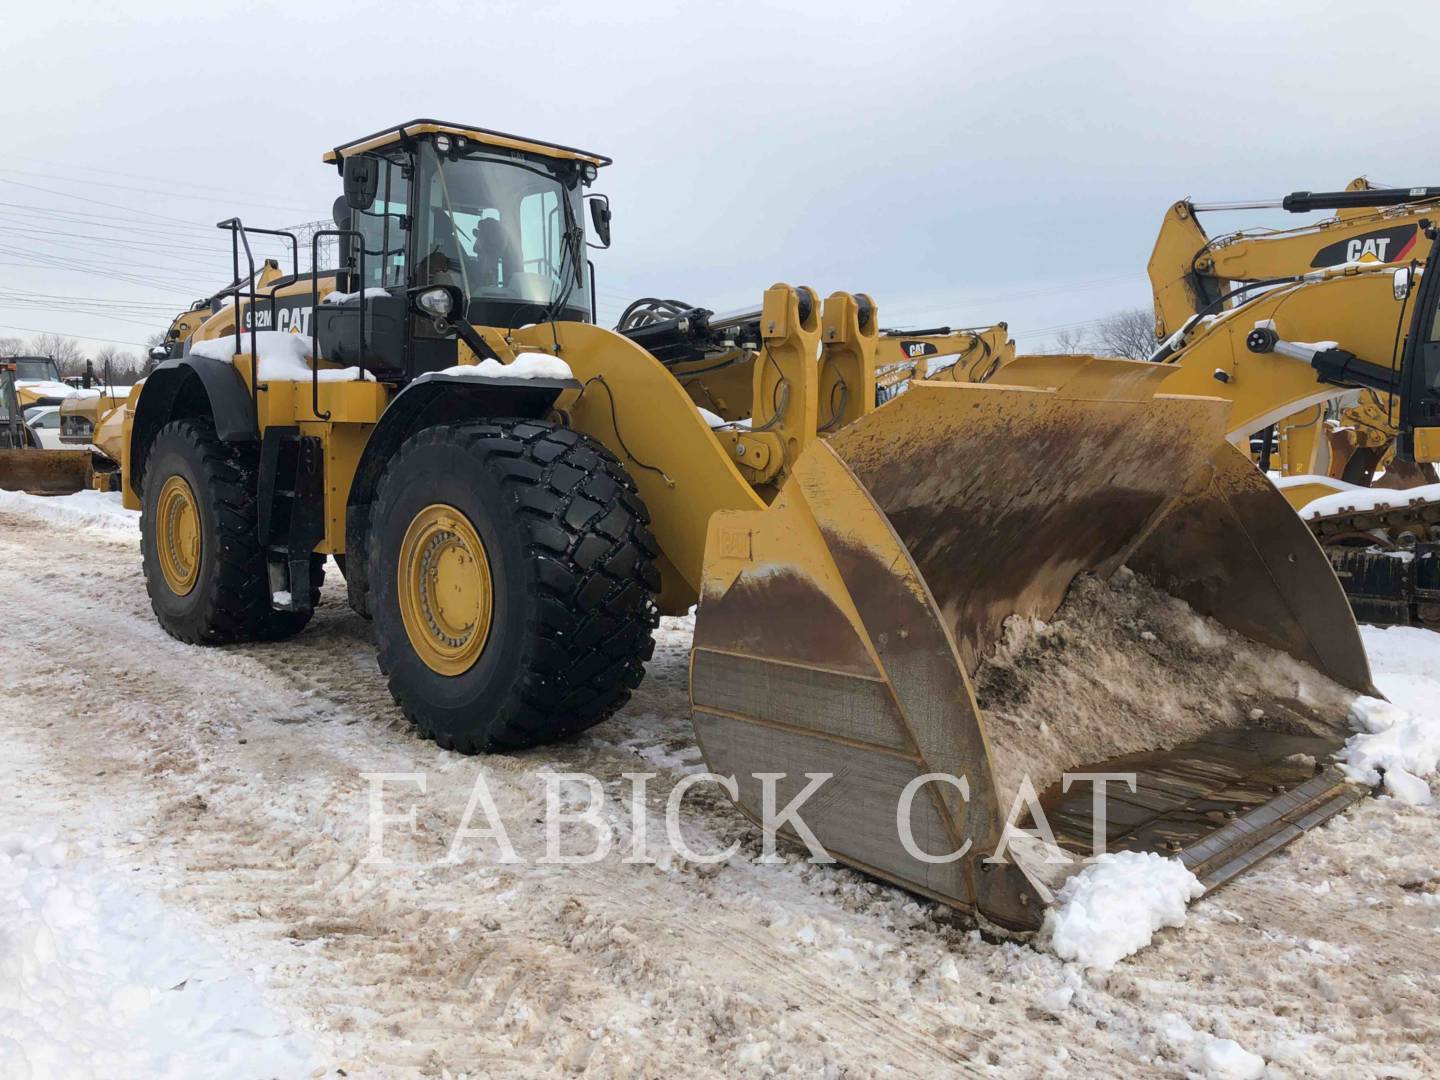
[27,332,88,375]
[93,345,148,384]
[1089,307,1157,361]
[143,331,169,374]
[0,335,24,357]
[1048,326,1090,354]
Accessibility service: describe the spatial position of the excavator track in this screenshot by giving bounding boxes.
[1303,490,1440,628]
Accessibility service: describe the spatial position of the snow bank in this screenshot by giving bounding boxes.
[1301,481,1440,519]
[0,489,138,539]
[1338,625,1440,804]
[189,332,374,383]
[1044,851,1204,970]
[0,831,314,1079]
[437,354,573,380]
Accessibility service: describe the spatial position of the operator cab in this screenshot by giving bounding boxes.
[318,120,612,382]
[8,357,63,384]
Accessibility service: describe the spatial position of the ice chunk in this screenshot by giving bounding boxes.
[1044,851,1204,970]
[1340,693,1440,803]
[1200,1038,1267,1080]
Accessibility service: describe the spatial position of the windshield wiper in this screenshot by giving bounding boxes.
[542,190,585,322]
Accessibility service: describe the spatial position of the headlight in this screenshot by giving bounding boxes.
[416,287,455,319]
[435,134,452,153]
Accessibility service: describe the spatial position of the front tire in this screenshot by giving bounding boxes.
[140,418,319,644]
[369,419,660,752]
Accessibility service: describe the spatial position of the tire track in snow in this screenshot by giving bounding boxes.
[5,507,1440,1078]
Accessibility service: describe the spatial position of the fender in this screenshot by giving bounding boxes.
[342,371,581,616]
[128,355,258,492]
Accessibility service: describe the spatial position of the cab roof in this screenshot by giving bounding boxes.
[323,119,612,169]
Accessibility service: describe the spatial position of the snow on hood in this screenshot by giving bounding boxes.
[15,379,78,399]
[436,355,573,380]
[1043,850,1204,970]
[188,332,374,383]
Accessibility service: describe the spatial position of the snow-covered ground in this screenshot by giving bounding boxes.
[1,493,1438,1077]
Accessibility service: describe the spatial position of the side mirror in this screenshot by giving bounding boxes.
[1394,266,1413,301]
[342,155,380,211]
[587,194,612,249]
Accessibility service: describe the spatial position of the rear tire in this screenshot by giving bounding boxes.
[369,418,660,752]
[140,418,319,644]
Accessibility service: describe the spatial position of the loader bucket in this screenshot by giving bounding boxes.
[691,358,1373,931]
[0,449,94,495]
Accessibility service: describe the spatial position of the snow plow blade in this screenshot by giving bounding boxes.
[0,449,94,495]
[691,357,1373,931]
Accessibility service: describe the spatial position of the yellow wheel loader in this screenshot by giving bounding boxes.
[0,358,96,495]
[54,263,303,492]
[122,120,1387,932]
[1149,178,1440,485]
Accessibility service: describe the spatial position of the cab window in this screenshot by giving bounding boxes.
[353,156,409,290]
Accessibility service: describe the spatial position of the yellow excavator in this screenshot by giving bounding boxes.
[1140,233,1440,627]
[1149,177,1440,483]
[118,120,1398,931]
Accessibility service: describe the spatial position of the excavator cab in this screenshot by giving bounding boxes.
[1397,231,1440,463]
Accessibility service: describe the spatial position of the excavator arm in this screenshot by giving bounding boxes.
[1149,178,1440,343]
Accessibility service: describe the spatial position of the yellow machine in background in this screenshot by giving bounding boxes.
[0,357,95,494]
[1139,246,1440,626]
[874,323,1014,400]
[120,120,1393,931]
[1148,178,1440,483]
[613,299,1014,417]
[53,260,338,490]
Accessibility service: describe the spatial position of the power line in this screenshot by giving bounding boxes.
[0,322,151,348]
[0,167,316,215]
[10,152,327,208]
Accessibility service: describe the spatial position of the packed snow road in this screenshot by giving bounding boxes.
[1,492,1438,1078]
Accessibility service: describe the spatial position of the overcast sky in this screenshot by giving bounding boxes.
[4,1,1437,357]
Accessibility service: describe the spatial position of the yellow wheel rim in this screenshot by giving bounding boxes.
[397,503,494,676]
[156,474,201,596]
